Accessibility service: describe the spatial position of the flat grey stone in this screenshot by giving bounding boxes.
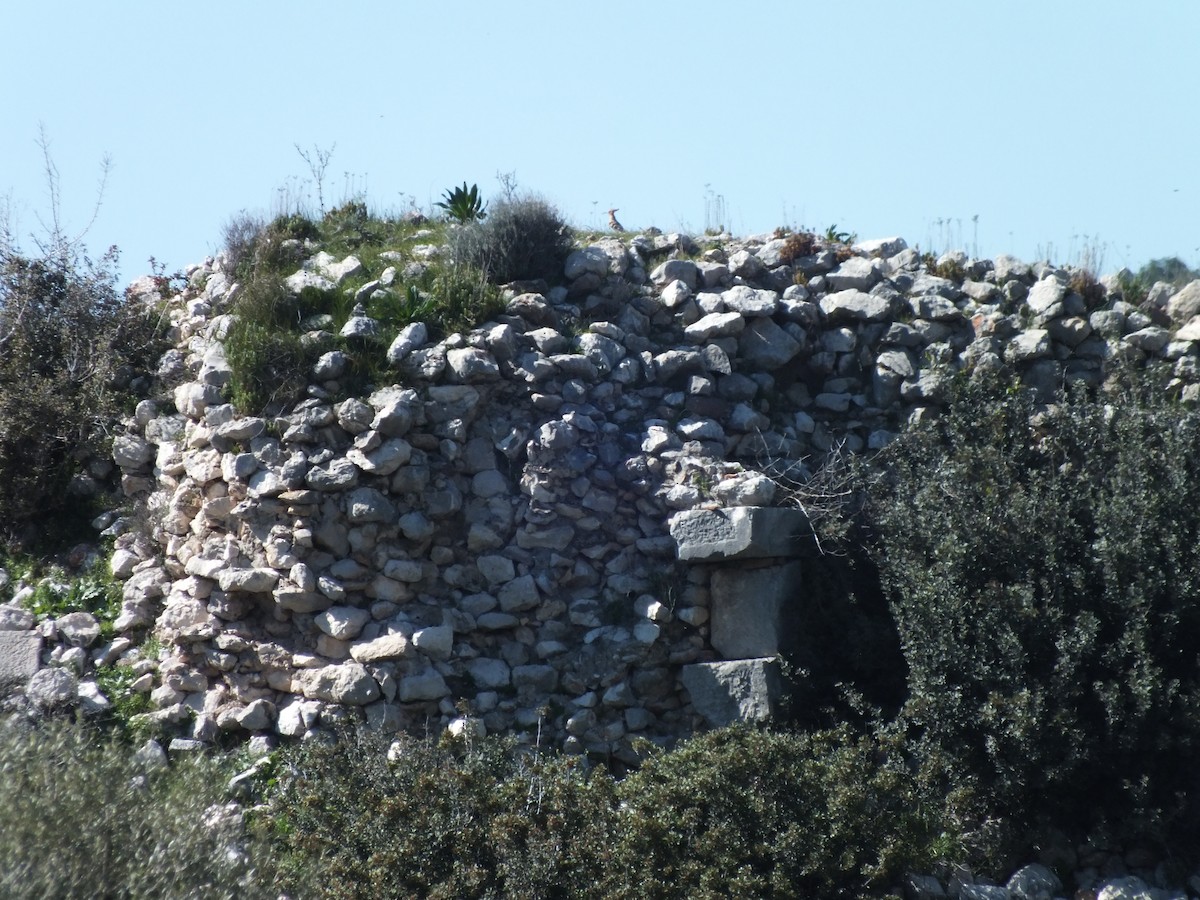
[399,669,448,702]
[650,259,699,290]
[681,658,781,726]
[0,604,34,631]
[350,633,413,663]
[670,507,811,561]
[0,630,41,683]
[218,568,279,593]
[825,256,879,291]
[738,316,801,368]
[465,657,511,688]
[447,347,501,382]
[56,611,101,648]
[1026,277,1065,315]
[710,561,803,658]
[820,289,894,322]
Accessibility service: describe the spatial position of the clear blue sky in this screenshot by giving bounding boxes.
[2,0,1197,286]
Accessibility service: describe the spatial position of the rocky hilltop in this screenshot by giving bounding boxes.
[7,224,1200,759]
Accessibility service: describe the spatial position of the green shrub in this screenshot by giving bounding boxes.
[264,725,977,899]
[0,239,166,546]
[449,196,572,284]
[268,729,617,899]
[0,718,276,899]
[868,371,1200,855]
[612,725,968,899]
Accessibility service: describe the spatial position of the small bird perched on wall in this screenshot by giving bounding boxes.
[607,208,624,232]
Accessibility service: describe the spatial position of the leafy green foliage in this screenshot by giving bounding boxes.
[1115,256,1200,307]
[435,182,488,224]
[1,551,122,643]
[260,724,979,899]
[613,726,968,899]
[269,730,617,899]
[94,663,153,726]
[868,371,1200,854]
[1137,256,1198,290]
[0,718,277,899]
[449,195,573,284]
[0,240,166,546]
[26,571,119,629]
[222,235,316,416]
[823,224,855,244]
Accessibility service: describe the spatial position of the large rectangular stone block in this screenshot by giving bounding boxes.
[710,560,803,659]
[669,507,810,561]
[0,631,42,684]
[681,658,782,727]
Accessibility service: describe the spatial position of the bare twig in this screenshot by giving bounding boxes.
[753,433,860,555]
[294,142,336,215]
[32,124,111,264]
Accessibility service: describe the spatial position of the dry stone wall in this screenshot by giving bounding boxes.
[13,224,1200,758]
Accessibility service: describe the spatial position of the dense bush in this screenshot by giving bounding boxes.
[449,195,573,285]
[0,236,165,545]
[868,371,1200,855]
[269,729,617,899]
[262,724,978,899]
[0,718,275,899]
[614,726,971,899]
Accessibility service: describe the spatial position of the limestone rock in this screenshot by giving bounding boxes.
[825,256,879,291]
[710,562,802,658]
[301,663,379,705]
[650,259,699,290]
[400,669,449,702]
[315,607,371,641]
[26,666,78,710]
[1005,863,1062,900]
[681,658,781,726]
[820,289,894,322]
[350,633,413,663]
[0,630,41,684]
[0,604,35,631]
[55,612,101,648]
[738,317,801,368]
[670,507,810,561]
[1167,280,1200,324]
[218,568,279,594]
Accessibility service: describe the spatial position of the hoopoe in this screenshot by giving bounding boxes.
[607,208,624,232]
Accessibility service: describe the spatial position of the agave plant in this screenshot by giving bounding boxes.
[435,182,487,224]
